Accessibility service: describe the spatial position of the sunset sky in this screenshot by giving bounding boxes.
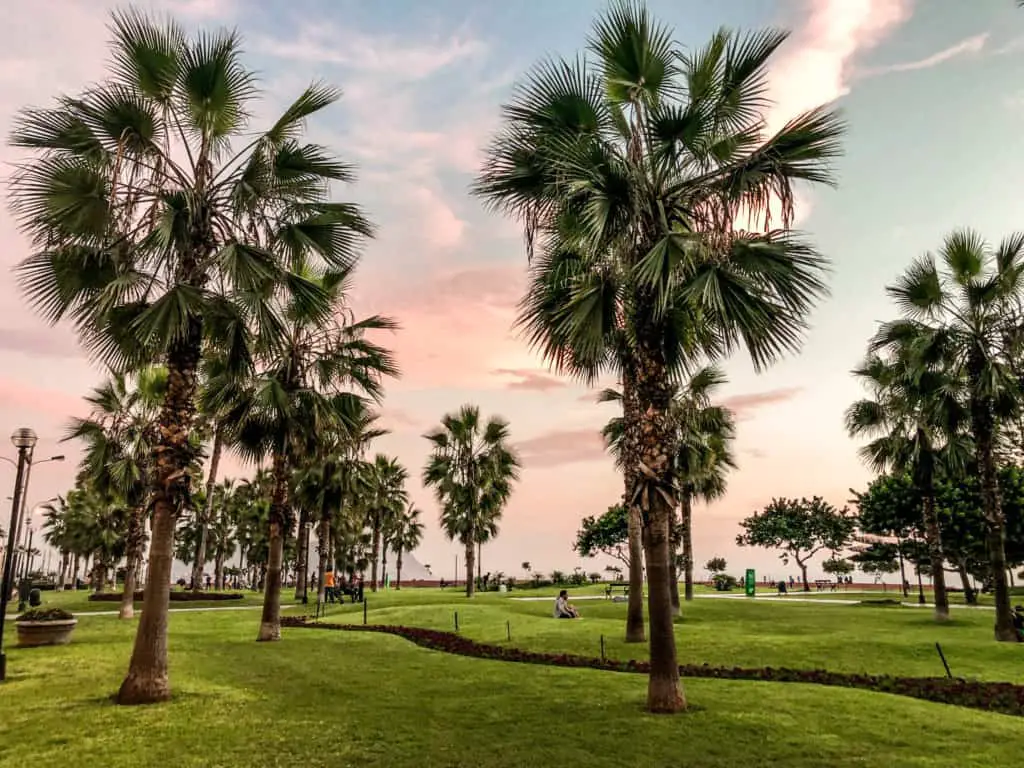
[2,0,1024,581]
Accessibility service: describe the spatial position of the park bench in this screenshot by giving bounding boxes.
[814,579,832,592]
[605,582,630,599]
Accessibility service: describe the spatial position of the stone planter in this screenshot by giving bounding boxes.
[15,618,78,648]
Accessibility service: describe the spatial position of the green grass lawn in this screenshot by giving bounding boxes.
[2,587,1023,767]
[320,587,1024,684]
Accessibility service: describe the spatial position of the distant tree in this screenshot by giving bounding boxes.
[521,561,531,575]
[849,541,901,583]
[588,572,602,584]
[550,570,566,585]
[737,497,856,591]
[573,504,630,569]
[704,557,727,576]
[822,558,854,578]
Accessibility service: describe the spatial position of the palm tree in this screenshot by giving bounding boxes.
[65,367,166,618]
[364,454,408,592]
[209,479,238,590]
[391,504,425,589]
[474,3,842,713]
[875,229,1024,640]
[845,340,969,622]
[9,10,377,703]
[230,270,397,641]
[670,367,737,605]
[41,497,72,590]
[423,405,520,598]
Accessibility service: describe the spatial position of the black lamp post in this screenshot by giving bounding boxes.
[0,427,38,681]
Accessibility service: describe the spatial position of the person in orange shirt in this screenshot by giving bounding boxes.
[324,570,336,603]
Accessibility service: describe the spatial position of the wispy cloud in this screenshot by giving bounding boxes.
[862,33,989,76]
[515,427,607,468]
[492,369,567,393]
[722,387,803,419]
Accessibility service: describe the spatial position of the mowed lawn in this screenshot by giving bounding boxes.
[2,588,1024,767]
[321,587,1024,683]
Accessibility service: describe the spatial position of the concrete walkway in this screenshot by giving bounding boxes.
[4,603,303,620]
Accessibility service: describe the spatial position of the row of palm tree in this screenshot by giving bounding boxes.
[847,230,1024,641]
[474,1,842,712]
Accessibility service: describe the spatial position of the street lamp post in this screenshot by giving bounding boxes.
[0,428,39,682]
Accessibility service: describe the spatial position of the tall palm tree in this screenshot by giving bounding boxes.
[9,10,376,703]
[230,270,397,641]
[364,454,408,592]
[391,503,425,589]
[474,2,842,713]
[41,497,72,590]
[208,479,238,590]
[423,405,520,598]
[845,341,969,622]
[875,229,1024,640]
[65,367,166,618]
[670,367,737,605]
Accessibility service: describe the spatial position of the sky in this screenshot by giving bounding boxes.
[2,0,1023,582]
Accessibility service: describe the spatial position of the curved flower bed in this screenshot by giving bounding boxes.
[281,616,1024,717]
[88,591,245,602]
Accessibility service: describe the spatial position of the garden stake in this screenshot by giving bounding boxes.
[363,599,368,625]
[935,642,953,679]
[455,611,459,632]
[506,621,511,642]
[600,634,605,660]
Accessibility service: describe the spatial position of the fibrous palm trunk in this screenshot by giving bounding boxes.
[214,549,226,591]
[370,516,381,592]
[634,331,685,713]
[921,486,949,621]
[293,506,309,601]
[971,399,1015,640]
[317,516,330,605]
[396,548,403,590]
[117,325,202,705]
[119,504,148,619]
[464,537,476,598]
[58,551,70,591]
[621,364,646,643]
[669,508,680,616]
[192,424,223,591]
[681,494,695,602]
[258,453,290,642]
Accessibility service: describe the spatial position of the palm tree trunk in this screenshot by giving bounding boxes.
[396,548,403,590]
[370,516,381,592]
[634,333,685,713]
[117,325,202,705]
[192,424,223,592]
[93,561,107,594]
[58,551,70,591]
[669,505,680,616]
[381,536,389,588]
[957,560,976,605]
[621,364,645,643]
[119,504,148,620]
[681,494,695,602]
[214,550,226,591]
[477,539,482,584]
[317,516,330,604]
[465,539,476,598]
[920,488,949,621]
[293,506,308,601]
[258,453,290,642]
[971,387,1016,641]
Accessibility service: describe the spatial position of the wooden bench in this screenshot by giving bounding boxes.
[605,582,630,599]
[814,579,836,592]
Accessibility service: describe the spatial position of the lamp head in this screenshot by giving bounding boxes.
[50,455,65,462]
[11,428,38,450]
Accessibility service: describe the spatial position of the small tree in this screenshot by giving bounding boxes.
[704,557,727,577]
[573,504,630,570]
[737,497,856,591]
[521,561,531,576]
[588,572,602,584]
[822,557,854,580]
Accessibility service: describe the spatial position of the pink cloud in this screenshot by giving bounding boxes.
[722,387,803,420]
[0,377,86,421]
[515,427,608,468]
[491,369,567,393]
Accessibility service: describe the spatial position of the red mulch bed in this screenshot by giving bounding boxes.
[88,591,245,602]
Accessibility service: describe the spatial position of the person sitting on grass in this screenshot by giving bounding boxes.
[553,589,580,619]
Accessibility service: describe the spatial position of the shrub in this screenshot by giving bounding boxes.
[17,607,74,622]
[712,573,738,591]
[588,572,602,584]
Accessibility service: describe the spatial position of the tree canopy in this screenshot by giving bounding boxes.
[573,504,630,568]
